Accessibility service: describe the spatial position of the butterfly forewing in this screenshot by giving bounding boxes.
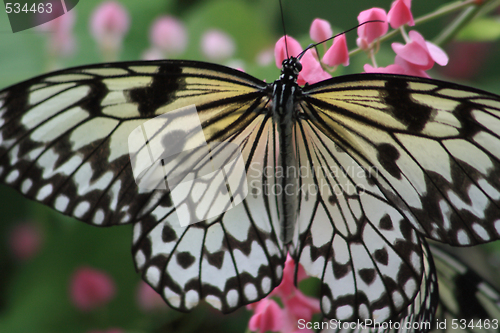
[0,60,267,227]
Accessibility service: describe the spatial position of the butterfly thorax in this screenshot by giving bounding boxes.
[271,57,302,244]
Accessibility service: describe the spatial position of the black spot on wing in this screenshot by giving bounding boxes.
[162,224,177,243]
[127,64,185,117]
[455,270,489,320]
[379,214,394,230]
[453,102,482,139]
[79,79,109,117]
[204,251,225,270]
[2,81,29,124]
[374,248,389,265]
[177,251,196,269]
[383,79,432,132]
[359,268,376,285]
[376,143,401,179]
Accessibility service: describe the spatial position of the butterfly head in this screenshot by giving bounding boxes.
[279,57,302,82]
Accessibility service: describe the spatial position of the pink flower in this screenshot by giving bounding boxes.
[248,255,321,333]
[141,48,164,61]
[256,48,274,66]
[322,34,349,67]
[150,16,187,55]
[274,36,330,85]
[357,8,388,48]
[310,18,333,43]
[90,1,130,56]
[395,56,431,78]
[248,299,285,333]
[297,50,331,85]
[274,35,303,68]
[201,29,235,61]
[284,291,321,322]
[136,281,167,311]
[70,267,116,311]
[364,63,405,74]
[272,255,309,298]
[387,0,414,29]
[9,222,43,260]
[391,30,448,76]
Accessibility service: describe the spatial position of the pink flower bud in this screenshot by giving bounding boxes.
[136,281,167,312]
[310,18,333,43]
[357,8,388,46]
[70,267,116,311]
[387,0,414,29]
[201,29,235,61]
[322,34,349,67]
[90,1,130,53]
[9,222,43,260]
[150,16,187,55]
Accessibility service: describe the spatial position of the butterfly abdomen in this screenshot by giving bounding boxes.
[272,72,301,244]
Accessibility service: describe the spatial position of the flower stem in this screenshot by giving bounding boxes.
[434,0,500,45]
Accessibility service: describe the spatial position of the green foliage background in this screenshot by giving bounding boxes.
[0,0,500,332]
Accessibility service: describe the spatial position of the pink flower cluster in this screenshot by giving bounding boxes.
[9,221,43,261]
[274,0,448,83]
[70,267,116,311]
[247,255,320,333]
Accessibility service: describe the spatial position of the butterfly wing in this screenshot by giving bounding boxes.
[302,73,500,246]
[292,113,427,322]
[319,244,500,333]
[0,60,265,226]
[317,238,439,333]
[290,73,500,322]
[132,110,290,312]
[431,245,500,333]
[0,60,287,312]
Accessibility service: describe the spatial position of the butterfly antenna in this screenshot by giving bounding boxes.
[279,0,289,59]
[297,20,384,60]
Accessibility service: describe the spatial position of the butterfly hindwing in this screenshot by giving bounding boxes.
[431,245,500,333]
[132,113,289,312]
[292,117,425,322]
[318,239,438,333]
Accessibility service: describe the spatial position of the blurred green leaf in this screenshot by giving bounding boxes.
[457,17,500,41]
